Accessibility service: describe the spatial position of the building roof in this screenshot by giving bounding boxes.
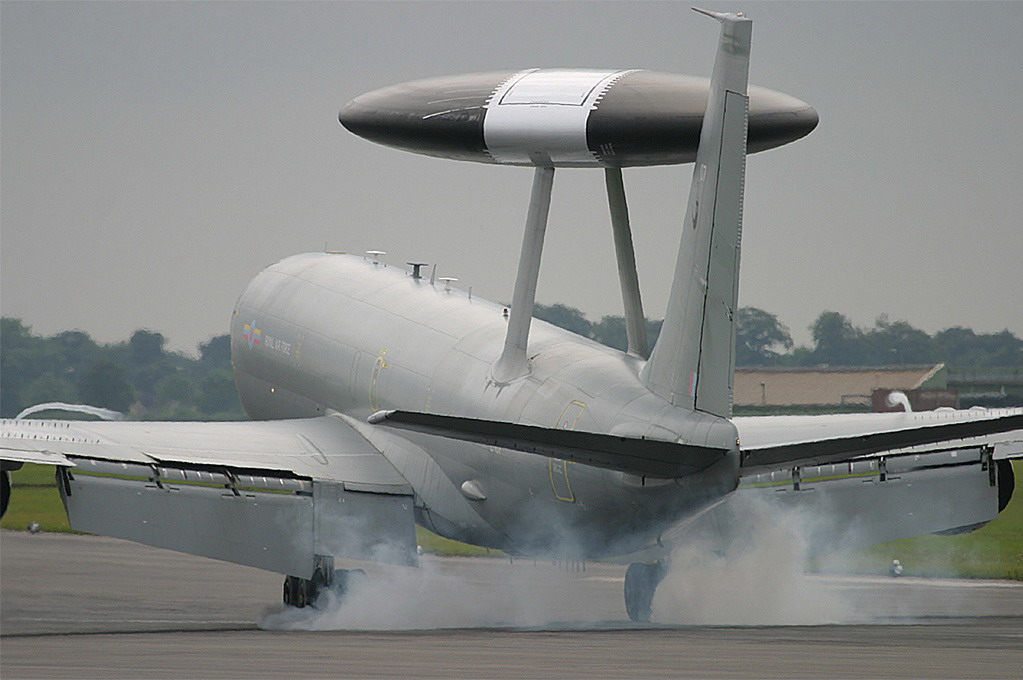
[733,364,945,407]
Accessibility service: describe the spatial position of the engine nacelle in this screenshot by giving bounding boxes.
[1,469,12,519]
[933,459,1015,536]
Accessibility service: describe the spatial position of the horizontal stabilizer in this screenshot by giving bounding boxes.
[368,410,728,478]
[740,412,1023,474]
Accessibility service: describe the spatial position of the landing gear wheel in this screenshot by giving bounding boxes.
[304,566,329,607]
[283,575,306,608]
[624,561,665,623]
[283,564,368,609]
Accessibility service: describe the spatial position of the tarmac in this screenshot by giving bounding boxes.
[2,531,1022,679]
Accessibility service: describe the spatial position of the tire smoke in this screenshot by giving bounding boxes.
[260,556,599,630]
[652,493,860,625]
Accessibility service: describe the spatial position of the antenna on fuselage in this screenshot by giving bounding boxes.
[407,262,428,279]
[366,250,386,265]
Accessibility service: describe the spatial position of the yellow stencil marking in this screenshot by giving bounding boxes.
[548,400,587,502]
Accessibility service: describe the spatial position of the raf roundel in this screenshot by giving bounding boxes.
[339,68,819,168]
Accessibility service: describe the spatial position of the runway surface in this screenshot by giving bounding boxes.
[2,531,1022,678]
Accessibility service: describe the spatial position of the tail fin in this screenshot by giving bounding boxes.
[639,9,752,417]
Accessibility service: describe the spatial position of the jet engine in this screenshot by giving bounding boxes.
[934,459,1015,535]
[1,468,11,519]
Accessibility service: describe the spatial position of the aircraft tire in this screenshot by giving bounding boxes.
[283,575,306,608]
[304,567,330,607]
[283,575,294,607]
[624,561,664,623]
[283,567,365,609]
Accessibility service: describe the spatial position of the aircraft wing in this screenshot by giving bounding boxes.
[2,415,411,488]
[736,408,1023,475]
[1,415,418,576]
[614,409,1023,565]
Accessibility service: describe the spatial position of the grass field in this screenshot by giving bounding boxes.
[4,461,1021,574]
[1,465,75,533]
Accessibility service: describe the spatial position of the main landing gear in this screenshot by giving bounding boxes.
[624,561,666,623]
[282,559,367,609]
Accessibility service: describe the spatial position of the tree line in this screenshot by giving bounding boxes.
[533,304,1023,368]
[1,318,243,420]
[2,308,1020,419]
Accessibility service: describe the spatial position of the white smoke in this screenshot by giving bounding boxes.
[651,493,860,625]
[887,391,913,412]
[260,556,587,631]
[261,490,874,630]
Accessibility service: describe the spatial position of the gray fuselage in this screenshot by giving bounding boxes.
[230,253,739,559]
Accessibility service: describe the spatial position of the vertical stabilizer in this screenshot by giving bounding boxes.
[639,10,751,417]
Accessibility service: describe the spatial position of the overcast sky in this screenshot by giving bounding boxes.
[3,1,1021,354]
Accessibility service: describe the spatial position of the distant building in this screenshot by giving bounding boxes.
[734,364,954,413]
[946,367,1023,408]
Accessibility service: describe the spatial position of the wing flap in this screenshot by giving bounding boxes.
[368,409,728,478]
[0,448,75,468]
[994,440,1023,460]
